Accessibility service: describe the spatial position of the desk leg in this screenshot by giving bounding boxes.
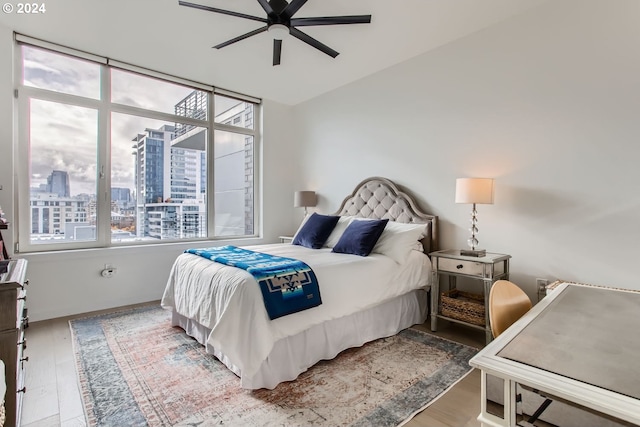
[478,371,513,427]
[430,270,439,331]
[505,379,518,427]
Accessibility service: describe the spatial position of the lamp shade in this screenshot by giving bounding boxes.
[455,178,494,204]
[294,191,317,208]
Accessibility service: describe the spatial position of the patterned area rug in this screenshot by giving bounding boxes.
[70,306,477,427]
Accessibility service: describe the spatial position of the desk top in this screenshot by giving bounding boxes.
[497,284,640,400]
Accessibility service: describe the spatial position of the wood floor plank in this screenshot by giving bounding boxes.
[21,321,60,426]
[60,416,86,427]
[405,370,481,427]
[56,359,85,424]
[21,414,61,427]
[52,318,76,365]
[20,383,60,426]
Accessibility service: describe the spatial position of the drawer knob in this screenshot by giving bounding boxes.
[17,387,26,394]
[19,339,27,350]
[21,356,29,363]
[456,264,464,269]
[18,295,27,301]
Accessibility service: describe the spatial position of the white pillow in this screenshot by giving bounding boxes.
[324,216,355,248]
[372,221,427,263]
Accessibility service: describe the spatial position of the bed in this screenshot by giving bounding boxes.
[161,176,438,390]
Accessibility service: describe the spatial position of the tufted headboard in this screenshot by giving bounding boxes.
[332,177,438,254]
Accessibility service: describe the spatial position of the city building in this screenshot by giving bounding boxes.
[132,123,206,240]
[171,91,255,236]
[111,187,132,210]
[29,192,88,237]
[46,170,71,198]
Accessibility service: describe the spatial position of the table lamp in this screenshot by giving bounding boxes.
[455,178,494,257]
[294,191,317,215]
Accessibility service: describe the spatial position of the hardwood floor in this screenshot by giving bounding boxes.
[20,306,486,427]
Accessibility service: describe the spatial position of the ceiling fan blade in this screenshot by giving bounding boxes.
[213,26,268,49]
[273,39,282,66]
[291,15,372,26]
[179,1,267,23]
[256,0,275,16]
[289,27,339,58]
[282,0,308,19]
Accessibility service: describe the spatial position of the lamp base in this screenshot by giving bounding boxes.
[460,249,486,257]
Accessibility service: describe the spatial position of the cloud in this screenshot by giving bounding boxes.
[112,68,198,114]
[23,46,100,98]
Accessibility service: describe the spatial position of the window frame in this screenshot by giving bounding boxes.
[14,35,261,253]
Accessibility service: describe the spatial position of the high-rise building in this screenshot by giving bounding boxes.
[132,125,173,204]
[132,124,205,239]
[171,90,255,236]
[132,125,203,204]
[46,170,70,197]
[174,90,207,138]
[111,187,131,205]
[170,147,201,201]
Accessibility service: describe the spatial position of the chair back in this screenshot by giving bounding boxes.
[489,280,532,338]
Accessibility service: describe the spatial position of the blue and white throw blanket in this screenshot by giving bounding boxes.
[185,246,322,320]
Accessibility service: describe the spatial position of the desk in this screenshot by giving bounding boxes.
[470,282,640,427]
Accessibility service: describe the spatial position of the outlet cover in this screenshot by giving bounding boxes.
[536,278,548,289]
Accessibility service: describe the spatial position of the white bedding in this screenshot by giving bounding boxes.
[161,243,431,382]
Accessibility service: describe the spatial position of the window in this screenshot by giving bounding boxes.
[16,38,260,252]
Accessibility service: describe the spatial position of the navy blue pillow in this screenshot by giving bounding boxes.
[292,213,340,249]
[332,219,389,257]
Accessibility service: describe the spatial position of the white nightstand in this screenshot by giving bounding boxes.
[278,236,294,243]
[429,249,511,344]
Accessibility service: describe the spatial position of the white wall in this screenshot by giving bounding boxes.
[0,23,298,321]
[292,0,640,300]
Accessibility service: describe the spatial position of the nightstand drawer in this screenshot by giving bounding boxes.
[438,258,484,277]
[438,257,505,278]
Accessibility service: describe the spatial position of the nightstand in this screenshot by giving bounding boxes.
[429,249,511,344]
[278,236,294,243]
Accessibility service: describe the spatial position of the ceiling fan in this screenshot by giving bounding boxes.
[178,0,372,66]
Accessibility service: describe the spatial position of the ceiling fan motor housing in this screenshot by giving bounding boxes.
[179,0,372,65]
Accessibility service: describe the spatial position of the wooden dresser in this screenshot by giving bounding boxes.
[0,259,28,427]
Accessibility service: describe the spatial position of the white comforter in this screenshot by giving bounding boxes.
[161,243,430,379]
